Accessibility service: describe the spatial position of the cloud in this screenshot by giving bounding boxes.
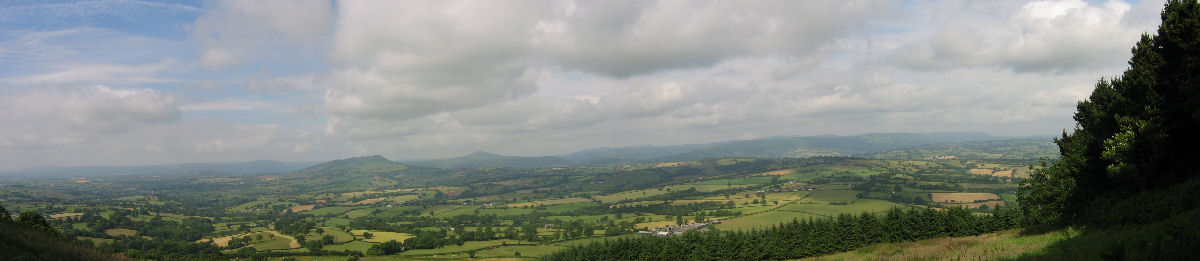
[190,0,333,69]
[180,98,281,112]
[532,0,892,77]
[323,1,550,137]
[0,85,179,148]
[891,0,1162,72]
[322,0,891,139]
[5,59,178,84]
[0,0,1165,168]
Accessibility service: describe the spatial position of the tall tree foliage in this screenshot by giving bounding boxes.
[1019,0,1200,226]
[544,207,1021,261]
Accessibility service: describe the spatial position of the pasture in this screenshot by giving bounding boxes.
[351,230,414,243]
[304,206,356,216]
[309,227,354,243]
[476,244,566,258]
[712,210,822,231]
[803,190,861,204]
[104,228,137,237]
[777,199,902,217]
[287,204,315,213]
[931,193,1000,203]
[320,240,375,253]
[507,197,592,208]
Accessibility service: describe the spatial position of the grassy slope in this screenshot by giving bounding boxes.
[801,229,1076,261]
[0,222,127,261]
[806,176,1200,260]
[805,208,1200,261]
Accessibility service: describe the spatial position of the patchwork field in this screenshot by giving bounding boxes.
[507,197,593,208]
[754,169,795,176]
[351,230,414,243]
[712,210,822,231]
[931,193,1000,203]
[49,212,82,220]
[804,190,861,204]
[476,244,566,258]
[287,204,315,213]
[321,240,375,252]
[309,227,354,243]
[104,228,137,237]
[778,200,903,217]
[304,206,355,216]
[2,153,1044,260]
[969,168,994,175]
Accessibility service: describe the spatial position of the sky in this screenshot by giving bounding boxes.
[0,0,1166,170]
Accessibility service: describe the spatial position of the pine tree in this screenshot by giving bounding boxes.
[1019,0,1200,227]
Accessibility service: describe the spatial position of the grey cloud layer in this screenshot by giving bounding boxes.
[0,0,1167,169]
[323,0,892,138]
[314,0,1159,158]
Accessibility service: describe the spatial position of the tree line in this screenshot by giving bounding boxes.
[544,206,1021,260]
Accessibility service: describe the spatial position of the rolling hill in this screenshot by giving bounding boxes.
[407,151,574,169]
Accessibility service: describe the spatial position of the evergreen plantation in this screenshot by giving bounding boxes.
[545,207,1023,260]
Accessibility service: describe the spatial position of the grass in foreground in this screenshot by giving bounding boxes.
[800,228,1079,261]
[805,207,1200,261]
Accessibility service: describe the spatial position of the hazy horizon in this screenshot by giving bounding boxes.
[0,0,1162,170]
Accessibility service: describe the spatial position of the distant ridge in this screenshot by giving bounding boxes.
[407,132,1030,169]
[0,160,317,179]
[2,132,1052,175]
[407,151,573,169]
[297,155,414,175]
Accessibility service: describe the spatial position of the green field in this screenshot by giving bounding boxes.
[476,244,566,258]
[592,189,671,203]
[304,206,356,216]
[373,205,421,217]
[803,190,861,204]
[542,202,599,213]
[322,217,351,227]
[252,237,296,251]
[397,239,512,256]
[477,207,535,216]
[320,240,375,252]
[421,205,465,216]
[712,210,822,231]
[434,205,480,217]
[693,177,775,185]
[351,230,413,243]
[507,197,593,207]
[308,227,354,243]
[342,208,378,218]
[777,199,902,217]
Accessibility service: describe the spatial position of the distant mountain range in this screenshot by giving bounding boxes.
[408,151,574,169]
[2,132,1056,177]
[0,160,317,179]
[405,132,1054,169]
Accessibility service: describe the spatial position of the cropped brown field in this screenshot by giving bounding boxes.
[931,193,999,203]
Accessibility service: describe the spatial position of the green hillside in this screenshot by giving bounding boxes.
[653,132,999,161]
[808,177,1200,260]
[409,151,574,169]
[862,138,1058,161]
[0,213,128,260]
[295,155,410,175]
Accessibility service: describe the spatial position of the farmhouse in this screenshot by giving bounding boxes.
[647,222,712,236]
